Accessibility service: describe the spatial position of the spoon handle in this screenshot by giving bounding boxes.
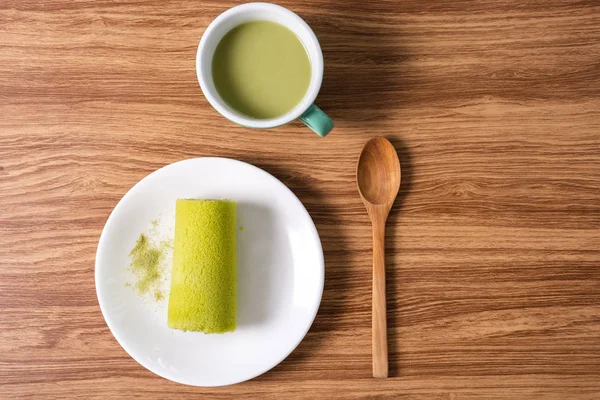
[372,217,388,378]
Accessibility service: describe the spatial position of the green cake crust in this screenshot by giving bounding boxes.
[167,199,237,333]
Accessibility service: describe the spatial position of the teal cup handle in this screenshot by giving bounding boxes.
[300,104,334,137]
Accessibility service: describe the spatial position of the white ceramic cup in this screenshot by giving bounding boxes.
[196,2,334,136]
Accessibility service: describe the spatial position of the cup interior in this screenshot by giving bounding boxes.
[197,3,324,128]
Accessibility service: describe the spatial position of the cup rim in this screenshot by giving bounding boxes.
[196,2,324,129]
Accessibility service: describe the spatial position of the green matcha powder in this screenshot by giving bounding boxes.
[129,234,165,301]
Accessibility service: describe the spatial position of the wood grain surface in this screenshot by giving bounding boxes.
[1,0,599,398]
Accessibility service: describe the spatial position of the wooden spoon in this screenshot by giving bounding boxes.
[356,137,401,378]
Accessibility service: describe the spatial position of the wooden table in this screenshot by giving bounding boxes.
[1,0,599,398]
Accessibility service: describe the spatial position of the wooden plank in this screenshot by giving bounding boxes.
[1,0,599,398]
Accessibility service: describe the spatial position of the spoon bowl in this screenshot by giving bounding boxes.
[356,137,401,379]
[357,138,401,207]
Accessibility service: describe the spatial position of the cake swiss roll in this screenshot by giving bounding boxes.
[168,199,236,333]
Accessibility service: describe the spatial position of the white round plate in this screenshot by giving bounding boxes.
[95,158,324,386]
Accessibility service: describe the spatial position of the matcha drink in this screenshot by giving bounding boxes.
[212,21,311,119]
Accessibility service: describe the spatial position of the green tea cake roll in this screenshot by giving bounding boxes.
[168,199,236,333]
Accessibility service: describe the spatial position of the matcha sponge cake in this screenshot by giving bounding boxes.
[168,199,236,333]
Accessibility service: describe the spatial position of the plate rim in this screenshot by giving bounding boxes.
[95,157,324,386]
